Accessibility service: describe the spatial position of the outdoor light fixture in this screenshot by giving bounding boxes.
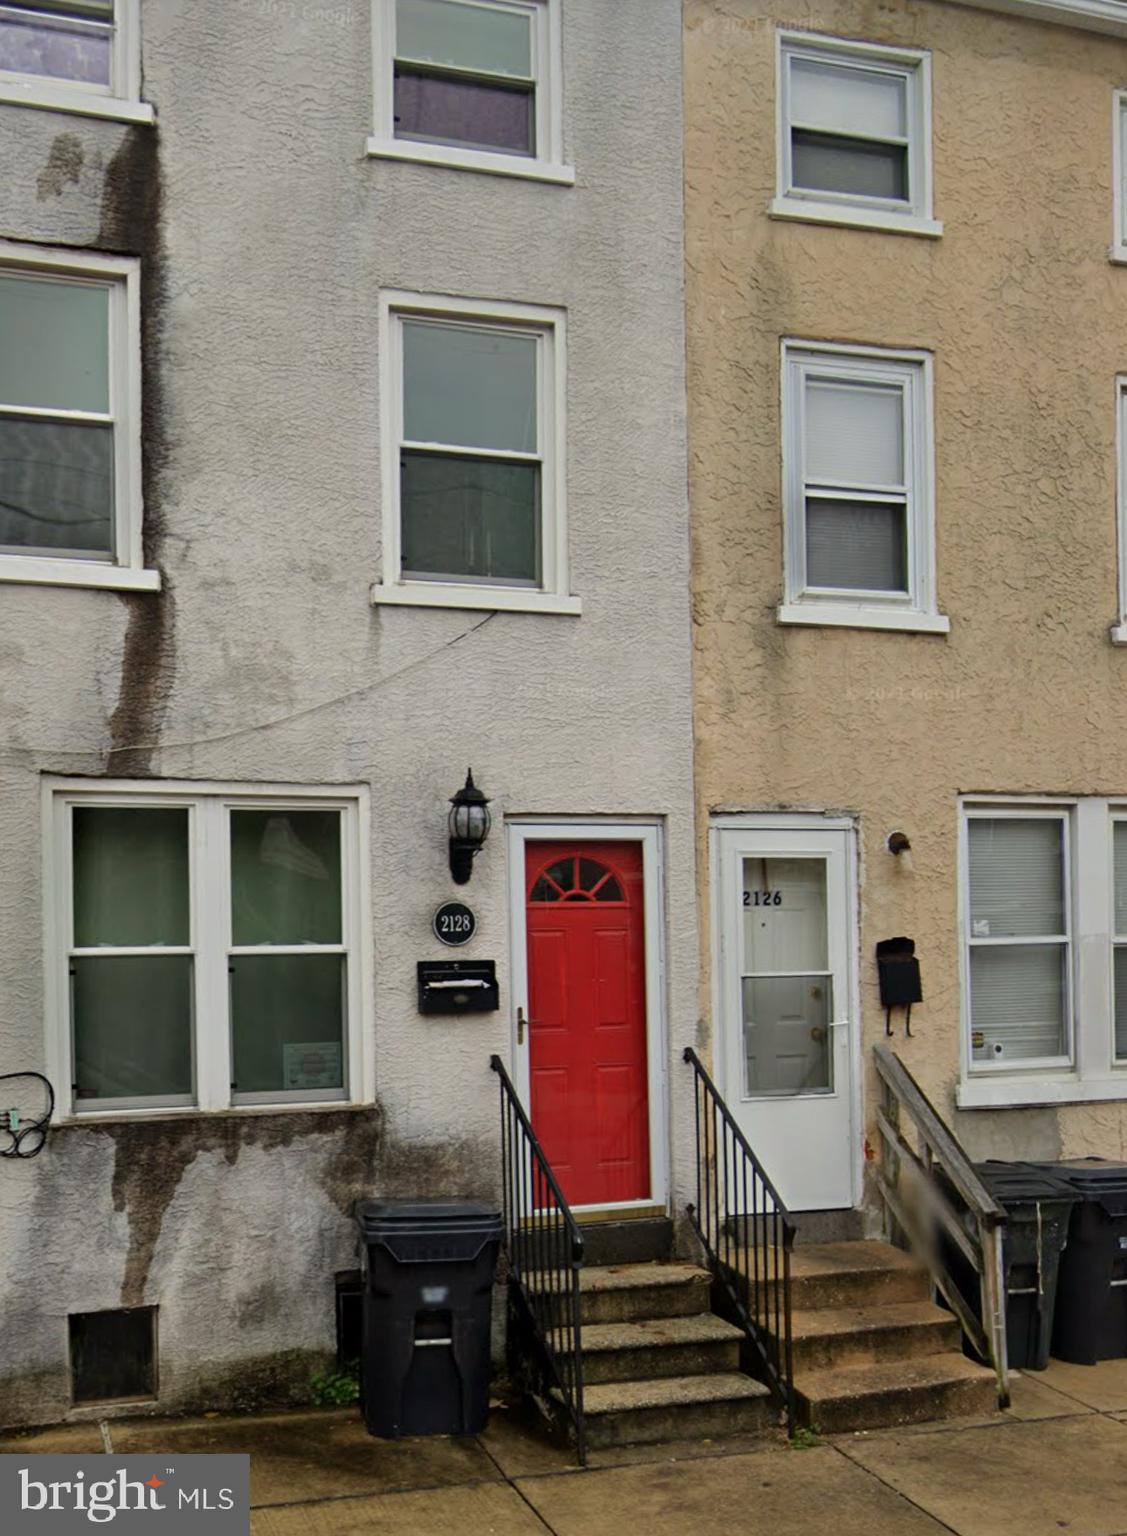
[448,769,491,885]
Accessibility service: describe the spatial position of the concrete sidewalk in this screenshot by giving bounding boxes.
[4,1359,1127,1534]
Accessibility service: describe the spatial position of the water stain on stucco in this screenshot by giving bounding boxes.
[96,128,178,776]
[36,133,83,200]
[67,1108,385,1309]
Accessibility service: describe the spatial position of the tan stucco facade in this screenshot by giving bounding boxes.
[685,0,1127,1208]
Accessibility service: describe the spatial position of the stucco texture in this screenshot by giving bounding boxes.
[0,0,695,1426]
[685,0,1127,1199]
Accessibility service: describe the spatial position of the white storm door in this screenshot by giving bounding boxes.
[716,822,857,1212]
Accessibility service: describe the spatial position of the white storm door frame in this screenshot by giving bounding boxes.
[712,815,861,1212]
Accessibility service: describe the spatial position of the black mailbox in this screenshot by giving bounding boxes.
[417,960,499,1015]
[876,937,923,1007]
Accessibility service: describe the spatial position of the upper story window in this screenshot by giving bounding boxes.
[779,341,947,634]
[959,798,1127,1109]
[367,0,574,184]
[0,1,151,123]
[0,241,157,592]
[47,782,372,1117]
[772,33,939,238]
[372,291,578,615]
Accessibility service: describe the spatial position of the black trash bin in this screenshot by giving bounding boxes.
[355,1198,504,1439]
[939,1161,1078,1371]
[1044,1161,1127,1365]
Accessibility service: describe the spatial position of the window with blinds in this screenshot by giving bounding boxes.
[776,33,934,231]
[965,816,1070,1067]
[782,343,934,618]
[0,2,114,90]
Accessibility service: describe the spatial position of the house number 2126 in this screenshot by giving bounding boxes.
[743,891,782,907]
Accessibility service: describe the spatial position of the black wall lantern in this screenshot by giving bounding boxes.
[448,769,491,885]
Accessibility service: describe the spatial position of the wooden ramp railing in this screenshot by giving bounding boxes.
[873,1043,1010,1408]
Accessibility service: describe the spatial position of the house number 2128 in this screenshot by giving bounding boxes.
[743,891,782,907]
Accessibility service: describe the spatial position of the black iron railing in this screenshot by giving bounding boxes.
[489,1055,587,1465]
[683,1047,795,1432]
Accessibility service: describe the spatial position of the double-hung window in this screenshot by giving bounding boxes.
[960,798,1127,1108]
[0,1,150,122]
[368,0,572,183]
[0,241,154,591]
[780,342,946,632]
[773,33,938,237]
[49,783,371,1116]
[374,292,576,614]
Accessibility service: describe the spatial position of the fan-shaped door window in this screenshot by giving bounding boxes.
[530,854,625,904]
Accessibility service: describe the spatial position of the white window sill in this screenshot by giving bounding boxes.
[958,1074,1127,1109]
[769,197,943,239]
[366,136,575,185]
[1109,620,1127,644]
[0,80,154,124]
[777,602,950,634]
[0,556,161,592]
[371,582,582,615]
[1110,246,1127,266]
[61,1100,372,1126]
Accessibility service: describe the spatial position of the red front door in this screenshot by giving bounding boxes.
[525,841,650,1208]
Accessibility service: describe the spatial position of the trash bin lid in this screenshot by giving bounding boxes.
[975,1161,1079,1206]
[355,1198,503,1235]
[1044,1164,1127,1216]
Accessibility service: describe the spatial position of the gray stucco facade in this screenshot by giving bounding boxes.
[0,0,695,1427]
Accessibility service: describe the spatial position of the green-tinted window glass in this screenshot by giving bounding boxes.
[72,954,193,1101]
[73,807,190,948]
[230,953,345,1095]
[396,0,531,78]
[403,321,537,454]
[0,273,110,414]
[230,810,342,946]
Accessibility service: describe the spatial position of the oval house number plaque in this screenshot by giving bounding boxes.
[433,901,476,947]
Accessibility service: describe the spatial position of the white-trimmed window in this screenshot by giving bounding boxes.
[46,783,372,1117]
[959,797,1127,1109]
[1113,378,1127,644]
[772,32,939,238]
[0,240,156,592]
[1114,90,1127,264]
[779,341,946,633]
[0,1,151,123]
[372,291,577,615]
[367,0,573,184]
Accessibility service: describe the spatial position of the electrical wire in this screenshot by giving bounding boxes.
[0,1071,55,1159]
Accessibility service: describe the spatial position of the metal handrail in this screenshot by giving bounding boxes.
[873,1043,1010,1408]
[489,1055,586,1465]
[682,1047,796,1433]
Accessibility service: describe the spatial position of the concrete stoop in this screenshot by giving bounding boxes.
[545,1262,774,1450]
[786,1242,999,1433]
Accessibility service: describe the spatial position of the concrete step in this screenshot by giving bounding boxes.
[544,1263,711,1326]
[794,1353,999,1433]
[565,1313,743,1385]
[787,1241,928,1311]
[790,1300,961,1373]
[578,1217,673,1267]
[579,1371,775,1449]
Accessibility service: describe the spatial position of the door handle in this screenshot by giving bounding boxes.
[517,1006,529,1046]
[828,1019,849,1030]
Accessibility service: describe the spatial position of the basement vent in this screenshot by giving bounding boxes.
[69,1307,157,1405]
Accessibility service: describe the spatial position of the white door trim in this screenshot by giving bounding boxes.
[506,818,670,1215]
[709,813,862,1211]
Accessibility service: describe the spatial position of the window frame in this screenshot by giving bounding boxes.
[1112,90,1127,265]
[779,339,947,634]
[367,0,573,185]
[771,31,940,239]
[0,239,156,592]
[1112,376,1127,642]
[0,0,152,124]
[45,780,374,1120]
[958,796,1127,1108]
[372,289,578,615]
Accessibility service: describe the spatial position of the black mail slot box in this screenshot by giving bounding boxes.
[417,960,499,1015]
